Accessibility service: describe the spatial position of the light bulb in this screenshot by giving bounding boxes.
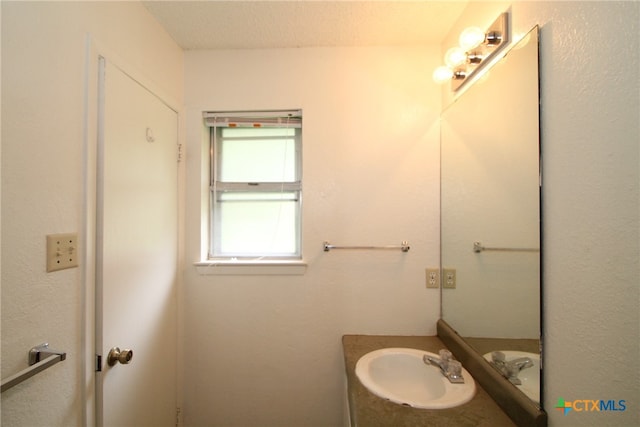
[432,66,453,83]
[444,47,466,68]
[459,26,485,50]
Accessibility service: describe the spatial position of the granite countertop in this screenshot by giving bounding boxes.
[342,335,516,427]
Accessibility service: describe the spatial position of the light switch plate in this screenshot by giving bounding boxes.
[46,233,79,272]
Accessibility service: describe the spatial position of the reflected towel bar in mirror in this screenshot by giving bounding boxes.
[473,241,540,253]
[323,241,410,252]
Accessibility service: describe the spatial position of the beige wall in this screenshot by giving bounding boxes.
[182,45,442,426]
[443,2,639,426]
[1,2,183,426]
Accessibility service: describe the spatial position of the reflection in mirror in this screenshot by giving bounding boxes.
[441,27,541,405]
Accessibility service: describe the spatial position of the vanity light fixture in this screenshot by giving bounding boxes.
[433,12,509,91]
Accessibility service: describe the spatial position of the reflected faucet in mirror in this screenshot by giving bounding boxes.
[489,351,534,385]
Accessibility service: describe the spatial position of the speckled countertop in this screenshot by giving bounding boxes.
[342,335,516,427]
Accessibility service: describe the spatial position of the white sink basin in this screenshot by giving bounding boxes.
[483,351,540,403]
[355,348,476,409]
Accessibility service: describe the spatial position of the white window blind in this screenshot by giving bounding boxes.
[205,110,302,260]
[203,110,302,128]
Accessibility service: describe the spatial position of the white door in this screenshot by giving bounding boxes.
[96,58,179,427]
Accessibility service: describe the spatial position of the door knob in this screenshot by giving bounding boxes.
[107,347,133,366]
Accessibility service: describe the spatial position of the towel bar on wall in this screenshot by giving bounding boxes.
[323,241,410,252]
[1,343,66,393]
[473,241,539,253]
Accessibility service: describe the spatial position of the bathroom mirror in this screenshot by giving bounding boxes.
[441,27,541,404]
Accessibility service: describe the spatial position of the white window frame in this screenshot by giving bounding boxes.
[205,110,303,262]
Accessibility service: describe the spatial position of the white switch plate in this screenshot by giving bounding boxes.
[46,233,79,272]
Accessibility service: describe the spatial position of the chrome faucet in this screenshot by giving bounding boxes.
[489,351,534,385]
[423,349,466,384]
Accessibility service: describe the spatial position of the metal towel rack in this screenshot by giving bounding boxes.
[323,241,410,252]
[1,343,66,393]
[473,241,539,253]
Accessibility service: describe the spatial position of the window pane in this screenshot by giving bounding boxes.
[218,128,297,182]
[217,199,298,255]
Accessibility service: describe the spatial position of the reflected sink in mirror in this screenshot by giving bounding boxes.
[355,348,476,409]
[484,351,540,403]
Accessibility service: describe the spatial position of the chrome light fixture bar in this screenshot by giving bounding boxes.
[433,12,510,92]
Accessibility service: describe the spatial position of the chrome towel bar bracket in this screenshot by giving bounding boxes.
[323,241,410,252]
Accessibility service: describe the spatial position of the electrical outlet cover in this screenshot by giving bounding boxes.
[426,268,440,288]
[443,268,456,289]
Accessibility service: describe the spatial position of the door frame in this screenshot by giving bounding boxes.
[83,35,184,427]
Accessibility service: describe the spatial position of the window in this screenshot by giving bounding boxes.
[205,110,302,260]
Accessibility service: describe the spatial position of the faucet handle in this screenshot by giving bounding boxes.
[447,360,462,376]
[491,351,506,363]
[446,359,466,383]
[439,349,453,362]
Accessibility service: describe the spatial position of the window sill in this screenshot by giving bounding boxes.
[194,260,307,275]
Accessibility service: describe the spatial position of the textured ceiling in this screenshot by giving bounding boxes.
[143,1,467,50]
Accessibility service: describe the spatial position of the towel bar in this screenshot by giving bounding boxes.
[473,241,539,253]
[323,241,410,252]
[1,343,66,393]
